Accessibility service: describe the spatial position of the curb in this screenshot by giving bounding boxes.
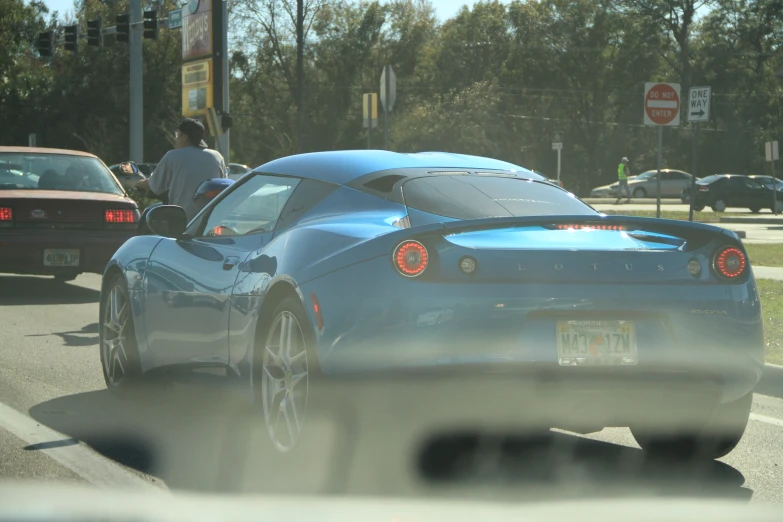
[720,217,783,224]
[757,363,783,399]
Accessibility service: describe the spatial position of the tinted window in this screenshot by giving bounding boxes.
[402,176,595,224]
[202,175,300,236]
[0,153,123,195]
[726,177,747,189]
[744,178,763,189]
[275,179,337,233]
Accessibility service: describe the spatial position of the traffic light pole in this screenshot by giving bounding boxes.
[129,0,144,163]
[216,0,230,165]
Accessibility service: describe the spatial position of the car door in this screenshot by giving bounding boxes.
[742,178,769,210]
[142,174,301,370]
[668,171,690,196]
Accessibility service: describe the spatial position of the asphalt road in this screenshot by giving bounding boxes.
[0,273,782,504]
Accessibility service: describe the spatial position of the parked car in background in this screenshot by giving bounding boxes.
[591,170,695,198]
[228,163,252,180]
[691,174,783,213]
[0,147,140,282]
[590,176,637,197]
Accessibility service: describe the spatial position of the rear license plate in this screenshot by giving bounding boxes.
[43,249,80,267]
[556,320,638,366]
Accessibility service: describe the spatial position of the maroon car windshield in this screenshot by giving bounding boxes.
[0,153,124,196]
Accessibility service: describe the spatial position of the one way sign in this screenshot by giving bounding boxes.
[688,86,711,123]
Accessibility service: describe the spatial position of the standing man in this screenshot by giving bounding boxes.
[135,118,226,221]
[615,157,631,204]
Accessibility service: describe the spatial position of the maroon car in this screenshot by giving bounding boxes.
[0,147,140,282]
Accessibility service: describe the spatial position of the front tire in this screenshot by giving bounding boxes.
[630,391,752,460]
[255,295,316,453]
[99,274,142,393]
[750,206,761,214]
[632,187,647,198]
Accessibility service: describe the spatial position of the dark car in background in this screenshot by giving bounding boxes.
[0,147,140,281]
[691,174,783,213]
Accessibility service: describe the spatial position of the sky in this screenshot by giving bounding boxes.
[40,0,505,21]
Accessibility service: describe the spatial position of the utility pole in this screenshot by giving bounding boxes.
[129,0,143,163]
[216,0,230,164]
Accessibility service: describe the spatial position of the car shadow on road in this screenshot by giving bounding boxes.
[29,381,752,502]
[0,276,99,305]
[26,322,100,347]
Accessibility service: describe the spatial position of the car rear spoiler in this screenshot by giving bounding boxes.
[412,214,741,252]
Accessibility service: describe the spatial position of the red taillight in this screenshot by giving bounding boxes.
[0,207,12,221]
[556,224,626,231]
[698,186,709,192]
[394,240,428,277]
[713,246,746,279]
[105,209,136,223]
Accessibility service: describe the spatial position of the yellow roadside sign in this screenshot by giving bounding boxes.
[363,93,378,128]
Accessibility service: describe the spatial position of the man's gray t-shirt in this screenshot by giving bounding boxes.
[148,146,226,221]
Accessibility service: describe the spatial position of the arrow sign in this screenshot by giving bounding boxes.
[687,86,711,122]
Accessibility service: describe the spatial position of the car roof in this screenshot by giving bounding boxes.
[0,146,97,158]
[256,150,537,185]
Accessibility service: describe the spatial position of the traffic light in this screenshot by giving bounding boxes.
[116,14,130,43]
[35,31,54,58]
[87,19,103,48]
[64,24,78,53]
[143,10,158,40]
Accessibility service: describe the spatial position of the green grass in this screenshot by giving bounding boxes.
[599,209,721,222]
[758,279,783,365]
[744,244,783,267]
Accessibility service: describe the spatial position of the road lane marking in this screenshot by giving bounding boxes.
[0,401,162,490]
[750,412,783,428]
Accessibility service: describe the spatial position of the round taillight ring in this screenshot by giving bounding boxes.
[713,246,747,280]
[393,240,429,277]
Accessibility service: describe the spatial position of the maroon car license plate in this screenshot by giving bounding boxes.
[43,249,80,267]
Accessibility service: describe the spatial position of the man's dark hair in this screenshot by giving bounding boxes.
[178,118,208,148]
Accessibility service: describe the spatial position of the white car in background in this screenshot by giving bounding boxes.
[228,163,252,180]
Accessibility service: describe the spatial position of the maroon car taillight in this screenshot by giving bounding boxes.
[0,207,12,228]
[105,209,137,223]
[713,246,747,280]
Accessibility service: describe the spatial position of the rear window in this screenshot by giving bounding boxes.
[0,153,124,195]
[697,175,723,184]
[402,175,596,224]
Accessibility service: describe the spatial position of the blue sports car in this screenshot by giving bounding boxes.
[100,150,763,459]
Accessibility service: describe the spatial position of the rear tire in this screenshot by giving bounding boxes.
[711,199,727,212]
[99,274,142,394]
[772,201,783,214]
[693,204,705,211]
[630,391,752,460]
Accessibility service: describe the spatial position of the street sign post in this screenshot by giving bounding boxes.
[363,93,378,149]
[644,82,681,217]
[767,141,780,215]
[687,86,711,221]
[552,131,563,181]
[28,134,36,147]
[380,65,396,151]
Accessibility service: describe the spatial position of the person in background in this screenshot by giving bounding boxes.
[615,157,631,204]
[134,118,226,221]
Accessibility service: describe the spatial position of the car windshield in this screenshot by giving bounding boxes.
[402,175,595,224]
[635,171,657,180]
[0,153,123,195]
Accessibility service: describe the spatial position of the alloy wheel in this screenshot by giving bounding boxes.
[102,285,131,387]
[261,310,309,452]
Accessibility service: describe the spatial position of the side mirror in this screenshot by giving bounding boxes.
[119,162,139,176]
[146,205,188,238]
[194,178,234,203]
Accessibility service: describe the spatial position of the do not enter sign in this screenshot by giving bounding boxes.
[644,82,681,126]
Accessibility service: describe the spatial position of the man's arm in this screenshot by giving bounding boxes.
[134,178,151,192]
[140,154,170,195]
